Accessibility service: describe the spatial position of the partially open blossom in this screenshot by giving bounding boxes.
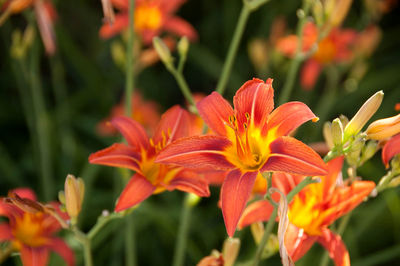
[99,0,197,44]
[0,188,75,266]
[156,78,327,236]
[382,134,400,168]
[239,157,375,265]
[343,90,384,140]
[89,106,210,212]
[97,91,160,136]
[277,22,358,90]
[366,113,400,140]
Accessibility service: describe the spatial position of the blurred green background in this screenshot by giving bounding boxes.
[1,0,400,265]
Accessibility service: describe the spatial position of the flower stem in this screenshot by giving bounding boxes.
[169,68,197,112]
[278,0,312,105]
[74,228,93,266]
[125,0,135,115]
[172,194,194,266]
[29,34,53,201]
[88,212,124,240]
[125,213,136,266]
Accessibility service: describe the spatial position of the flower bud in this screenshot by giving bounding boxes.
[64,174,85,224]
[177,36,189,58]
[346,138,365,166]
[326,0,353,27]
[366,113,400,140]
[331,118,344,147]
[312,0,324,27]
[222,238,240,266]
[153,36,173,69]
[248,39,269,71]
[111,40,126,69]
[360,140,378,164]
[185,193,201,207]
[323,122,334,149]
[344,90,384,141]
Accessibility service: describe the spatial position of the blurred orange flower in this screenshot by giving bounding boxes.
[99,0,197,44]
[239,157,375,265]
[0,188,75,266]
[97,91,160,136]
[90,106,210,212]
[277,22,357,90]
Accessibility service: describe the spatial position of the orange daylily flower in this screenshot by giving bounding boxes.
[239,157,375,266]
[97,91,160,136]
[99,0,197,44]
[277,22,357,90]
[0,188,75,266]
[89,106,210,212]
[382,133,400,168]
[156,78,327,236]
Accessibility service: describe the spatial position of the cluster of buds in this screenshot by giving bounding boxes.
[59,174,85,226]
[309,0,353,29]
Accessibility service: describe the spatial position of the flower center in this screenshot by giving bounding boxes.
[12,213,49,248]
[225,113,268,171]
[313,38,336,64]
[134,4,162,32]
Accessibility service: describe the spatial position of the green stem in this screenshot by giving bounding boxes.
[74,228,93,266]
[172,194,194,266]
[0,244,13,264]
[88,212,124,240]
[252,176,318,265]
[125,0,135,115]
[319,213,352,266]
[278,0,312,105]
[215,5,250,95]
[29,35,53,201]
[125,214,136,266]
[169,68,196,112]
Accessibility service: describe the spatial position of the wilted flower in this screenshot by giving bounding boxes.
[156,78,327,236]
[90,106,210,212]
[0,188,75,266]
[239,157,375,265]
[99,0,197,44]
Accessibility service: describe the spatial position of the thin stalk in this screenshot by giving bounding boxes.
[169,68,197,112]
[125,0,135,115]
[172,194,194,266]
[252,176,318,265]
[278,0,312,105]
[74,228,93,266]
[319,212,352,266]
[216,5,250,95]
[29,35,54,201]
[88,212,124,240]
[124,1,136,265]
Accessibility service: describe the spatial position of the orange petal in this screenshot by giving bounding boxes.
[164,16,198,41]
[197,92,234,136]
[285,223,317,262]
[321,156,345,200]
[317,229,350,266]
[0,224,12,241]
[300,59,321,90]
[322,180,375,226]
[221,170,258,237]
[9,188,37,201]
[233,78,274,134]
[156,135,234,170]
[48,238,75,266]
[115,174,156,212]
[20,246,49,266]
[111,116,149,150]
[271,172,304,196]
[89,143,142,173]
[382,134,400,167]
[167,170,210,197]
[111,0,128,10]
[262,136,327,176]
[237,200,274,229]
[267,101,318,137]
[153,105,190,146]
[99,13,129,39]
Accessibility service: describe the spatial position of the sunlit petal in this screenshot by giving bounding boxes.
[111,116,149,150]
[317,229,350,266]
[238,200,274,229]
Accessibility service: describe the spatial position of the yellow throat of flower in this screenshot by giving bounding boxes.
[134,4,162,32]
[225,114,270,171]
[12,212,49,248]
